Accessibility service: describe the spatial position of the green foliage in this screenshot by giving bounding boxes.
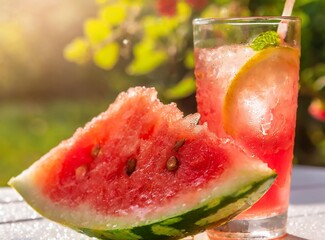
[0,100,110,187]
[142,16,177,39]
[163,76,196,100]
[64,38,90,64]
[93,42,120,70]
[62,0,325,167]
[99,3,127,25]
[84,18,111,44]
[61,0,325,106]
[64,0,195,97]
[62,0,259,100]
[184,50,194,69]
[127,37,167,75]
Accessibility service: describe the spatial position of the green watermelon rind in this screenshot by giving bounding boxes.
[78,174,275,240]
[9,168,275,240]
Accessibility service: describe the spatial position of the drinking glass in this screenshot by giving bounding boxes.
[193,17,301,239]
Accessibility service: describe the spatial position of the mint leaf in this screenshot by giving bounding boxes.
[250,31,280,51]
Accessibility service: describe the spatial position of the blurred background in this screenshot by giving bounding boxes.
[0,0,324,186]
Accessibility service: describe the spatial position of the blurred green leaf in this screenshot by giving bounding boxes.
[100,3,127,25]
[301,67,314,85]
[127,52,167,75]
[93,42,120,70]
[164,76,196,100]
[184,50,194,69]
[313,64,325,77]
[127,38,167,75]
[294,9,310,27]
[211,0,232,4]
[314,76,325,97]
[63,38,90,64]
[201,5,222,18]
[175,1,192,22]
[122,0,143,5]
[296,0,319,7]
[84,18,110,44]
[301,64,325,89]
[142,16,178,39]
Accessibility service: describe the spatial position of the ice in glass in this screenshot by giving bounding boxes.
[193,17,301,239]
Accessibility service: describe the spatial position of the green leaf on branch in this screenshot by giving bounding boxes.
[63,38,90,65]
[93,43,120,70]
[126,38,167,75]
[84,18,110,45]
[100,3,127,26]
[164,76,196,100]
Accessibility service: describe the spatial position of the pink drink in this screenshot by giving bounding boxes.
[195,44,300,219]
[193,17,301,238]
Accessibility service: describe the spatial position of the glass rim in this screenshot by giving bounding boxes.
[193,16,301,25]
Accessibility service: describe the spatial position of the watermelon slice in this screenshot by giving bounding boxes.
[9,87,276,240]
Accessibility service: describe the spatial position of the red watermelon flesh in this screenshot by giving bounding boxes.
[36,87,228,215]
[9,87,276,239]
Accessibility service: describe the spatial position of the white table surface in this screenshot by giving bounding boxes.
[1,165,324,240]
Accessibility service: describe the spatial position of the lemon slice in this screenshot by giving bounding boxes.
[222,46,300,141]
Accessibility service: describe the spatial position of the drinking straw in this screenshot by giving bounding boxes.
[282,0,295,16]
[278,0,296,40]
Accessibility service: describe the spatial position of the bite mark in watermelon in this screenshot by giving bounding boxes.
[9,87,276,239]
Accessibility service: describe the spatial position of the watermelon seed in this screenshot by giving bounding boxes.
[173,139,186,152]
[75,165,88,180]
[167,156,179,171]
[126,158,137,176]
[91,144,101,158]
